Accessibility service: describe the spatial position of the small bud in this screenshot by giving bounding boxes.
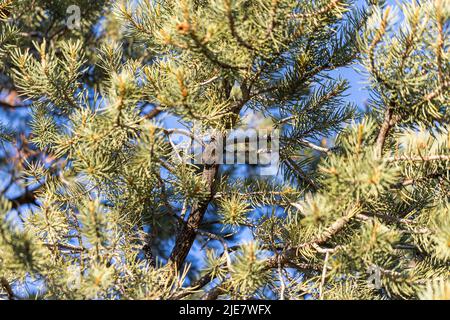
[176,21,190,34]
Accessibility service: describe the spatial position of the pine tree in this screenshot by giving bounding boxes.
[0,0,448,300]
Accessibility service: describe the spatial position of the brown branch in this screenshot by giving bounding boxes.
[386,155,450,163]
[142,231,156,268]
[189,30,247,70]
[284,157,319,191]
[143,107,162,120]
[265,205,360,269]
[167,80,249,269]
[375,106,398,158]
[0,90,25,110]
[286,262,324,272]
[0,101,27,110]
[356,213,430,235]
[224,0,256,51]
[202,284,224,300]
[435,0,445,86]
[265,0,279,39]
[172,244,330,300]
[179,8,246,71]
[392,171,448,189]
[0,277,14,300]
[168,134,221,269]
[424,80,449,102]
[43,243,86,252]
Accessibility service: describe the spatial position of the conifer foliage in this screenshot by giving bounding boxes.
[0,0,449,300]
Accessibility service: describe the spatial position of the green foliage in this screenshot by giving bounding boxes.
[359,0,450,126]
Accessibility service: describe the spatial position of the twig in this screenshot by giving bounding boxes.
[196,75,220,87]
[319,252,329,300]
[265,204,360,268]
[143,107,162,120]
[202,284,224,300]
[0,277,14,300]
[386,155,450,162]
[375,107,395,158]
[163,128,206,147]
[278,254,286,300]
[224,0,256,51]
[299,139,332,154]
[43,243,85,252]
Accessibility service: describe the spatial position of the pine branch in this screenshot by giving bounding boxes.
[266,205,360,268]
[201,284,224,300]
[375,105,397,158]
[10,186,41,209]
[168,135,221,268]
[224,0,256,51]
[43,243,86,253]
[0,100,26,109]
[299,139,332,154]
[0,277,14,300]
